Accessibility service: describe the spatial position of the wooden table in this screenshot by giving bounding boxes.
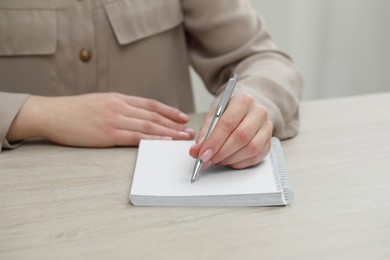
[1,92,390,259]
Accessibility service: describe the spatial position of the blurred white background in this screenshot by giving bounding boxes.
[191,0,390,112]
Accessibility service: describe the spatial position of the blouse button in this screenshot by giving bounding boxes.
[79,48,92,62]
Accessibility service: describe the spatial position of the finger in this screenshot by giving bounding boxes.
[228,138,272,170]
[196,107,216,141]
[122,95,190,123]
[188,109,214,157]
[189,138,204,158]
[211,106,265,164]
[118,116,192,140]
[122,104,191,132]
[112,129,174,146]
[217,121,272,166]
[197,95,249,163]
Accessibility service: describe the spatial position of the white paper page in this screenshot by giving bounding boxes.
[131,140,279,197]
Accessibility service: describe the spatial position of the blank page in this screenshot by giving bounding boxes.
[130,140,279,197]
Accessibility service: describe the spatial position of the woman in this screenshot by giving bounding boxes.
[0,0,302,170]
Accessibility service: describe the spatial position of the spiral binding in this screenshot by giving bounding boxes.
[269,137,294,204]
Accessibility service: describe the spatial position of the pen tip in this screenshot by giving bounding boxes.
[191,179,195,183]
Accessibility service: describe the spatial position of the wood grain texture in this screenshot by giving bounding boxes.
[1,92,390,260]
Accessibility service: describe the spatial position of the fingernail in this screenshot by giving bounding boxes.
[162,136,173,140]
[178,131,190,138]
[200,149,213,162]
[185,128,196,135]
[178,113,189,121]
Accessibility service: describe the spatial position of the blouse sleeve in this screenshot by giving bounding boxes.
[182,0,303,138]
[0,92,29,152]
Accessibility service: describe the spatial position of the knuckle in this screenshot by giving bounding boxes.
[104,96,125,112]
[257,105,268,119]
[235,129,251,144]
[150,112,164,125]
[246,140,261,156]
[239,94,254,104]
[220,117,237,132]
[146,99,159,111]
[142,121,154,133]
[132,133,142,144]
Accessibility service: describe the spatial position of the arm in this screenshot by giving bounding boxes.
[2,93,196,152]
[184,0,303,168]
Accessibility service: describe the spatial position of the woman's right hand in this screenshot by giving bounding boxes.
[6,92,196,147]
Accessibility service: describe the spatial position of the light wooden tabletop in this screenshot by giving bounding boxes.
[1,92,390,260]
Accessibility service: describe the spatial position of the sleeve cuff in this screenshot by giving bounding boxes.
[0,92,30,152]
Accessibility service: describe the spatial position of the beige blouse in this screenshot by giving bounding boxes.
[0,0,303,151]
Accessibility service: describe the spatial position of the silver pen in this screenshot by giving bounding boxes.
[191,73,238,183]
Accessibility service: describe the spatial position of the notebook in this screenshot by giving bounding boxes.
[129,137,294,207]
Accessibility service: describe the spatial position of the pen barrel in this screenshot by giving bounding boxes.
[204,117,219,140]
[215,73,238,116]
[191,73,237,183]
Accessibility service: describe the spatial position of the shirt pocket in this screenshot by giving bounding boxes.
[104,0,183,45]
[0,9,57,56]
